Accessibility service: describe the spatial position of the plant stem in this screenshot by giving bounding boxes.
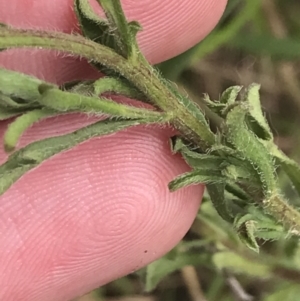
[263,194,300,236]
[0,27,215,149]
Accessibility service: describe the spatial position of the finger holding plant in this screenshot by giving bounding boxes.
[1,0,300,300]
[1,0,300,244]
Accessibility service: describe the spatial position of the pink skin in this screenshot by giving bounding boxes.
[0,0,227,300]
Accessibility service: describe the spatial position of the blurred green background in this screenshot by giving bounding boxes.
[74,1,300,300]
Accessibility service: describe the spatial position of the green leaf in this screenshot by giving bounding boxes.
[97,0,142,60]
[270,145,300,197]
[206,183,234,223]
[0,107,24,120]
[74,0,117,52]
[220,85,242,105]
[0,23,8,51]
[244,83,273,141]
[232,34,300,61]
[265,283,300,301]
[63,77,148,102]
[234,215,259,252]
[145,251,209,292]
[169,170,224,191]
[170,137,225,170]
[37,84,165,120]
[213,251,270,278]
[0,68,51,103]
[3,108,57,152]
[92,77,146,101]
[0,92,39,110]
[0,92,38,120]
[0,118,155,196]
[225,104,276,197]
[225,183,251,201]
[234,207,286,241]
[204,86,242,117]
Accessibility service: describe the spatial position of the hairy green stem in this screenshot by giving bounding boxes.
[0,27,215,149]
[263,194,300,236]
[4,108,57,152]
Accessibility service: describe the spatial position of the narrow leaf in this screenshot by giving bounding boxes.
[270,145,300,197]
[37,84,165,120]
[0,118,153,196]
[213,251,271,278]
[0,67,51,103]
[226,104,276,196]
[225,183,251,201]
[3,108,57,152]
[220,85,242,105]
[0,107,24,120]
[145,252,209,292]
[93,77,146,101]
[170,137,225,170]
[97,0,141,60]
[265,283,300,301]
[0,93,24,108]
[207,183,233,223]
[74,0,117,52]
[204,86,242,117]
[169,170,224,191]
[244,83,273,141]
[234,216,259,252]
[62,77,147,102]
[232,33,300,61]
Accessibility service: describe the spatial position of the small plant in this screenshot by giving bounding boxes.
[1,0,300,294]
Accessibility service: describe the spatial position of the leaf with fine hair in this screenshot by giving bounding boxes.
[74,0,118,52]
[93,77,146,101]
[0,92,39,110]
[3,108,57,152]
[170,136,225,170]
[144,249,210,292]
[204,85,242,116]
[0,117,164,196]
[0,107,26,120]
[226,104,276,197]
[0,68,52,105]
[97,0,142,61]
[234,214,259,252]
[37,84,165,120]
[244,83,273,141]
[220,85,242,105]
[0,93,38,120]
[169,170,224,192]
[268,144,300,197]
[206,183,234,223]
[213,251,271,278]
[62,77,148,102]
[170,137,233,222]
[265,283,300,301]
